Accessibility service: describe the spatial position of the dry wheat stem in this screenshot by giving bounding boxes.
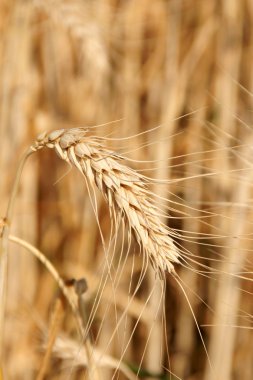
[8,235,78,324]
[8,235,85,358]
[9,234,100,380]
[36,298,64,380]
[31,128,180,275]
[0,148,34,361]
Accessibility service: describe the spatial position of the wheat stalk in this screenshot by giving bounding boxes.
[31,128,180,275]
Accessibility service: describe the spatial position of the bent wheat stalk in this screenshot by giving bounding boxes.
[31,128,180,274]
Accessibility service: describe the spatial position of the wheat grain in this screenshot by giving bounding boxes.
[31,128,180,274]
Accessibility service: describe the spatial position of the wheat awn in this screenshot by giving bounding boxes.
[31,128,180,275]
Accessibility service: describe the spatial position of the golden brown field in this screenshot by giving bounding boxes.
[0,1,253,379]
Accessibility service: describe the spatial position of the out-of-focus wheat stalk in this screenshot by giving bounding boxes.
[0,148,33,361]
[36,297,64,380]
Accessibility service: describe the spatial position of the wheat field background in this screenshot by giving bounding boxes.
[0,1,253,379]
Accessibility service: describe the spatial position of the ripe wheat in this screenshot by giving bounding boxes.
[31,128,180,274]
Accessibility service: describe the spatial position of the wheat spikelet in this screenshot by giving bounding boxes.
[31,128,179,274]
[37,0,109,79]
[49,335,137,380]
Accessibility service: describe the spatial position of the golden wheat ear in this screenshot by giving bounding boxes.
[31,128,180,274]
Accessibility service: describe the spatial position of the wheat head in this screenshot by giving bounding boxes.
[31,128,179,274]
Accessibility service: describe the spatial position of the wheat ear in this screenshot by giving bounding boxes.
[31,128,180,274]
